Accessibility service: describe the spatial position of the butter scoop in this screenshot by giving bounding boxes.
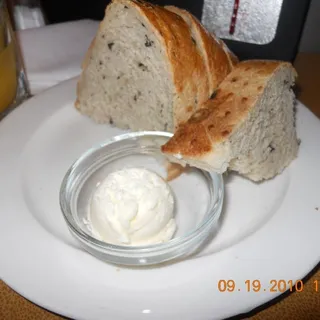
[88,168,177,246]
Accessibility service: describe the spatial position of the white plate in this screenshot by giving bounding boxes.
[0,78,319,320]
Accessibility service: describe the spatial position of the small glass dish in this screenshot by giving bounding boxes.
[59,131,224,266]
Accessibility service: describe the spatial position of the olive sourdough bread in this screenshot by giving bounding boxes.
[75,0,237,132]
[161,60,299,181]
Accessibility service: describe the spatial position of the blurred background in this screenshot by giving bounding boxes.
[7,0,320,61]
[298,0,320,53]
[39,0,319,57]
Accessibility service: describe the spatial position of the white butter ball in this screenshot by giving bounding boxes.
[89,168,176,245]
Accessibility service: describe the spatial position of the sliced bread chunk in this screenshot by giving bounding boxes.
[75,0,236,132]
[165,5,238,96]
[161,60,299,182]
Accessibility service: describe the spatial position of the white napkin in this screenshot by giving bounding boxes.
[17,20,99,95]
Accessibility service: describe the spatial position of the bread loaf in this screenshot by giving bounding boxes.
[75,0,237,132]
[161,60,299,181]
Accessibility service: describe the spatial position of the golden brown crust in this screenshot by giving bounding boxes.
[188,17,238,89]
[162,110,213,157]
[229,50,239,67]
[165,6,238,97]
[219,39,239,68]
[162,60,296,157]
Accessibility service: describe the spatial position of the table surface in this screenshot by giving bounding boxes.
[0,52,319,320]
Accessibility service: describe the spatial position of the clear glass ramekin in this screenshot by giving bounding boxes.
[59,131,224,266]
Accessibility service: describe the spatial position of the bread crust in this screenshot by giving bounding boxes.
[165,5,238,96]
[161,60,297,157]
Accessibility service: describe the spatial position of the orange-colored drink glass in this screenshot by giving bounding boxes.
[0,0,29,118]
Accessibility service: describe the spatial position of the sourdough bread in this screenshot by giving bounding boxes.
[161,60,299,181]
[75,0,237,132]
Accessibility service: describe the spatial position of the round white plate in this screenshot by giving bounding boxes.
[0,78,319,320]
